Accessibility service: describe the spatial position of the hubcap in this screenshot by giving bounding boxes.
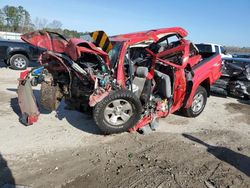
[14,57,26,69]
[104,99,133,126]
[191,93,204,113]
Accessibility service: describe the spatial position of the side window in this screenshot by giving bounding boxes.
[158,35,179,46]
[167,35,179,44]
[220,46,226,54]
[195,44,212,53]
[215,45,219,53]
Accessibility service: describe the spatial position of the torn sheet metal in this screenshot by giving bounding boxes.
[211,57,250,99]
[18,79,40,125]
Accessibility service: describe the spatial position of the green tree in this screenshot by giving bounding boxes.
[0,5,85,37]
[17,6,33,32]
[47,20,62,29]
[3,5,18,31]
[1,5,33,32]
[33,17,48,30]
[63,29,81,38]
[0,9,4,30]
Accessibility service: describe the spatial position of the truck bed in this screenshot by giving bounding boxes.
[193,52,220,70]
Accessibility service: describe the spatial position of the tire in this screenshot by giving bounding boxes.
[4,59,9,65]
[40,81,63,111]
[93,90,142,134]
[9,54,29,70]
[182,86,207,117]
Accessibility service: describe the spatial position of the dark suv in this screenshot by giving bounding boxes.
[0,38,43,70]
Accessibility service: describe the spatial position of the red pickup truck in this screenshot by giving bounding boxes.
[17,27,222,134]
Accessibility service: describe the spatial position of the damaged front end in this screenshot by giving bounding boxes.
[17,30,115,125]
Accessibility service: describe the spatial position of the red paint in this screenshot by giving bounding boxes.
[110,28,221,131]
[111,27,188,40]
[27,115,38,125]
[22,31,67,53]
[65,38,110,66]
[19,70,30,80]
[185,55,222,108]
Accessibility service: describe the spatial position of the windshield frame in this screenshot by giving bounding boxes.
[108,41,124,68]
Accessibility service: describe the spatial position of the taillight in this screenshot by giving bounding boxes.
[19,70,30,80]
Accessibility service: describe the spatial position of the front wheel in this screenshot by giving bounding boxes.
[93,90,142,134]
[182,86,207,117]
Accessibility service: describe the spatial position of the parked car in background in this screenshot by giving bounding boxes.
[195,43,232,58]
[0,38,43,70]
[233,54,250,59]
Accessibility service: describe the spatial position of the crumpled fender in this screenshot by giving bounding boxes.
[89,86,112,107]
[18,73,40,125]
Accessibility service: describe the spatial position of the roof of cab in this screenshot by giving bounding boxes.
[110,27,188,42]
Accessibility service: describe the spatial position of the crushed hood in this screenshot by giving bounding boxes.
[21,31,68,53]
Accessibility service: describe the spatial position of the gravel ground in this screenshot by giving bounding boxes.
[0,66,250,188]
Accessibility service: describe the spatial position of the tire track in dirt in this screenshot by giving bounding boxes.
[62,130,250,188]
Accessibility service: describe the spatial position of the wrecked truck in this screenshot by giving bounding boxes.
[17,27,222,134]
[211,57,250,99]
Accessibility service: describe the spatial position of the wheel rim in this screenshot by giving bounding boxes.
[104,99,133,126]
[13,57,26,69]
[191,93,204,113]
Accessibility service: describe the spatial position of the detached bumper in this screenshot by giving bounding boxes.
[18,72,40,125]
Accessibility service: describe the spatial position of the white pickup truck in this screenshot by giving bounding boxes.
[195,43,232,58]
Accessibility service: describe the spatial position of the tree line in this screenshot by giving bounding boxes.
[226,46,250,54]
[0,5,85,38]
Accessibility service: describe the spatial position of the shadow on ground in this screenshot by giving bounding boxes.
[0,153,15,187]
[183,133,250,177]
[237,99,250,105]
[0,61,8,69]
[210,92,228,98]
[211,91,250,102]
[7,88,101,135]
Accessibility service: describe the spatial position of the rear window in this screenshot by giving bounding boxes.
[195,44,212,53]
[215,45,219,53]
[158,34,179,46]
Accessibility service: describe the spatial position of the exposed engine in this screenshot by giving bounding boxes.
[64,59,111,111]
[32,50,113,112]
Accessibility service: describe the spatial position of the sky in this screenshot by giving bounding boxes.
[0,0,250,47]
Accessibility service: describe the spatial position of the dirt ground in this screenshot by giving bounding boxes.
[0,65,250,188]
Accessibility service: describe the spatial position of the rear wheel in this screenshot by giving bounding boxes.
[10,54,29,70]
[93,90,142,134]
[182,86,207,117]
